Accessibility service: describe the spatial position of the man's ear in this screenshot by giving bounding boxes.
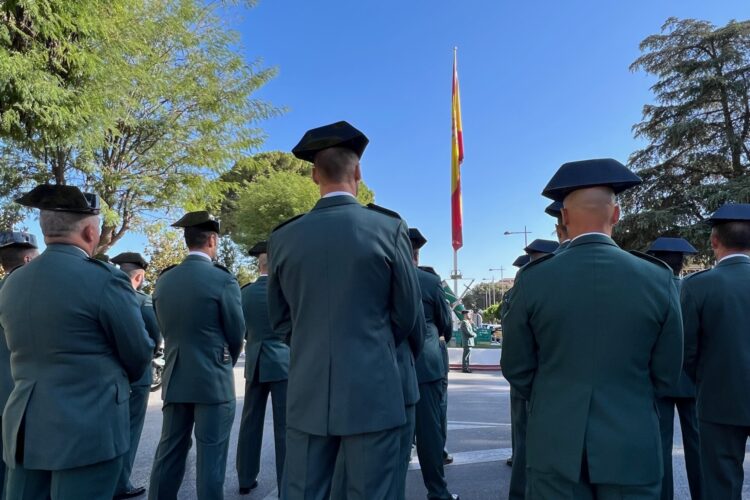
[312,167,321,186]
[561,207,570,228]
[710,230,720,251]
[612,204,621,225]
[354,162,362,183]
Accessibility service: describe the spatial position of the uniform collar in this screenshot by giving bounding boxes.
[567,233,618,248]
[313,195,360,211]
[322,191,356,199]
[717,253,750,266]
[45,243,90,259]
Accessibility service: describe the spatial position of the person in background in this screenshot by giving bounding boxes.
[460,311,475,374]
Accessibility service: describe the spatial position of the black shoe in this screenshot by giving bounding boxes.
[443,453,454,465]
[239,480,259,494]
[506,457,513,466]
[113,486,146,500]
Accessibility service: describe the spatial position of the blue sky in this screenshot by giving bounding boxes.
[23,0,745,292]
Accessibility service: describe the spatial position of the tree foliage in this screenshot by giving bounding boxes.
[0,0,277,253]
[461,281,505,311]
[222,151,375,249]
[615,18,750,257]
[142,224,186,294]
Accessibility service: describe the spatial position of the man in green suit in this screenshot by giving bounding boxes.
[0,185,153,500]
[148,211,245,500]
[545,201,571,251]
[410,229,459,500]
[110,252,162,500]
[0,231,39,498]
[268,121,423,500]
[645,237,701,500]
[236,241,288,495]
[502,159,683,497]
[460,312,475,373]
[681,203,750,500]
[504,239,557,500]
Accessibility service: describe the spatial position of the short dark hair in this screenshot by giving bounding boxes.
[713,221,750,251]
[184,227,215,249]
[0,247,36,272]
[652,251,684,276]
[314,147,358,183]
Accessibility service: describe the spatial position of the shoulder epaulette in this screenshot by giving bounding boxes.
[272,213,305,233]
[87,257,118,274]
[629,251,673,273]
[683,268,710,281]
[213,263,231,274]
[366,203,401,219]
[517,253,555,274]
[158,264,178,276]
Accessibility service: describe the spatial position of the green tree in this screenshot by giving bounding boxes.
[461,282,502,311]
[223,151,375,249]
[142,224,186,294]
[217,236,256,287]
[615,18,750,257]
[0,0,277,253]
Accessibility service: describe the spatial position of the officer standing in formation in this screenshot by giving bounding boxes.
[236,240,288,495]
[0,185,154,499]
[545,201,571,250]
[503,237,557,500]
[645,237,701,500]
[459,311,475,373]
[502,159,684,496]
[267,121,423,499]
[681,204,750,500]
[110,252,163,500]
[409,228,459,500]
[0,231,38,498]
[148,212,245,500]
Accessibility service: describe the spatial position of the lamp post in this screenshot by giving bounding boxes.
[490,266,505,304]
[504,226,531,248]
[481,278,491,309]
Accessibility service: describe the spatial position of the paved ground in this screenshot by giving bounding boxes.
[132,366,750,499]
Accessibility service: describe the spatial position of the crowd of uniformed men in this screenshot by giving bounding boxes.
[0,119,748,500]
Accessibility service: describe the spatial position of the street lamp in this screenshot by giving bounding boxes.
[504,226,531,248]
[489,266,505,304]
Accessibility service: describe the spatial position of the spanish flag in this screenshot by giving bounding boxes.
[451,49,464,251]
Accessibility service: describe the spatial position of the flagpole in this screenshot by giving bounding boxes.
[453,250,458,296]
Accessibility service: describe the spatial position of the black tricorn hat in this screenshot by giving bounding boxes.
[111,252,149,270]
[544,201,563,218]
[15,184,101,214]
[171,211,220,233]
[707,203,750,226]
[647,237,697,255]
[292,121,369,163]
[408,228,427,250]
[0,231,38,249]
[524,239,559,255]
[248,241,268,257]
[542,158,642,202]
[512,254,530,268]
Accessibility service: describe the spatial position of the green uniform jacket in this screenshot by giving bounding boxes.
[460,320,475,347]
[501,234,683,485]
[0,271,18,413]
[659,278,695,399]
[396,302,425,406]
[681,255,750,426]
[242,275,289,383]
[0,244,153,470]
[154,254,245,404]
[268,195,422,436]
[133,290,162,387]
[415,268,452,384]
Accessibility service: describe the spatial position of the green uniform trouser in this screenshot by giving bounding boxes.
[115,384,151,495]
[283,425,400,500]
[440,341,449,457]
[509,394,528,500]
[236,376,287,493]
[526,454,660,500]
[415,381,452,499]
[656,397,701,500]
[329,407,414,500]
[698,419,750,500]
[148,401,235,500]
[461,346,471,371]
[6,455,123,500]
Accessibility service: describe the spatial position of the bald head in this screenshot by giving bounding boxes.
[561,186,620,238]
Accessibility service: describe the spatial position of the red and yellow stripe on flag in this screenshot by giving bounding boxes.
[451,49,464,251]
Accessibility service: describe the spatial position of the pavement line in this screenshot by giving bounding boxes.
[409,447,512,470]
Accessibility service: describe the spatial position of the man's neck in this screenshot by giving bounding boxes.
[320,184,356,198]
[568,229,611,241]
[716,248,750,262]
[44,238,91,256]
[188,249,213,261]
